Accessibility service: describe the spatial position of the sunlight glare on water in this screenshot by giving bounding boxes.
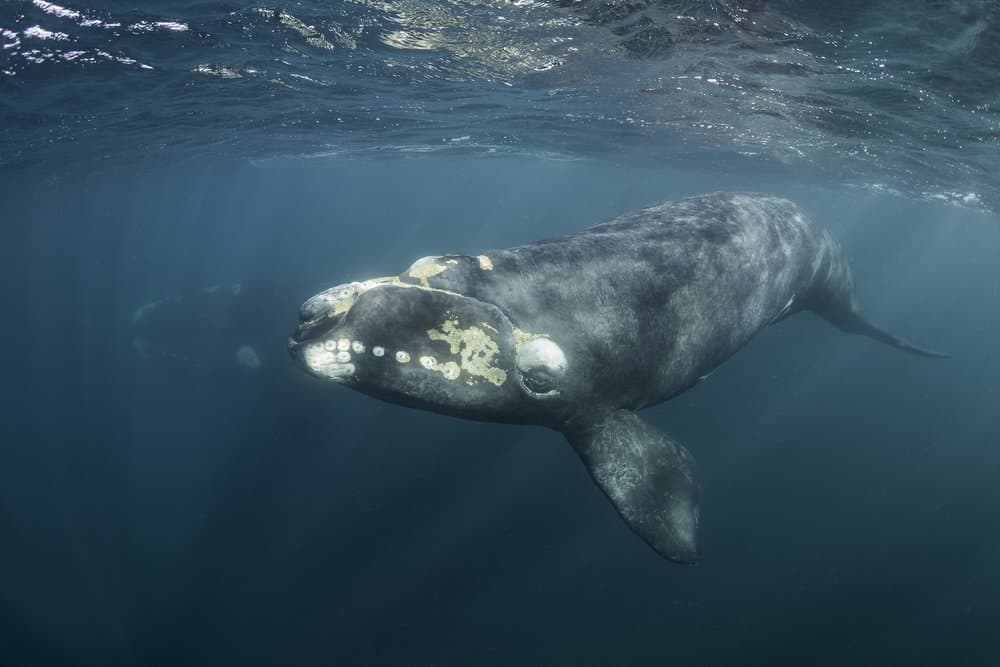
[1,1,997,213]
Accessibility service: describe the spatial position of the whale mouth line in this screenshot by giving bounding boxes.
[291,311,344,348]
[313,363,355,383]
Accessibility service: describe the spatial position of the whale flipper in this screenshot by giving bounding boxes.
[565,410,700,564]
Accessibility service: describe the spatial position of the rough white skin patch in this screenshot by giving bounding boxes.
[426,318,506,386]
[407,256,439,273]
[301,274,468,328]
[406,256,458,287]
[476,254,493,271]
[395,350,411,363]
[418,355,461,381]
[336,350,351,363]
[302,275,455,325]
[372,346,385,357]
[300,279,392,323]
[324,340,337,352]
[302,344,355,382]
[337,338,351,352]
[351,340,365,353]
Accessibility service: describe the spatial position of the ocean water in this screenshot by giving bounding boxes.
[2,2,999,666]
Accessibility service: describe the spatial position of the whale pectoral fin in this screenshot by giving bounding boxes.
[564,410,700,564]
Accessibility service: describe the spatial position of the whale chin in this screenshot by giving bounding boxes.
[291,338,356,383]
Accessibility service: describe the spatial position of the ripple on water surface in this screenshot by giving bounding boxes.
[0,0,997,212]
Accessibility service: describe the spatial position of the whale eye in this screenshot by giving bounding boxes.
[515,337,566,397]
[522,368,556,394]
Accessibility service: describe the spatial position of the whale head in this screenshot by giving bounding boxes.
[289,257,571,426]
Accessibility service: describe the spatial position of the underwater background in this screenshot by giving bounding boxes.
[2,2,999,665]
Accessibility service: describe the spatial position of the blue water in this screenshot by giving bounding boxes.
[2,2,1000,665]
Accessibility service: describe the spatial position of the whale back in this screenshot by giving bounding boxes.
[420,193,838,413]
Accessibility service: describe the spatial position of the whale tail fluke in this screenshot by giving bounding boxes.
[564,410,700,564]
[820,305,950,359]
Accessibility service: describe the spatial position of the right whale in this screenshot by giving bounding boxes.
[290,192,947,564]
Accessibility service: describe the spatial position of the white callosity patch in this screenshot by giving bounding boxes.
[299,278,396,324]
[372,346,385,357]
[301,274,469,328]
[337,338,350,352]
[416,355,462,381]
[476,255,493,271]
[336,350,351,363]
[351,340,365,353]
[426,319,506,386]
[406,255,458,287]
[302,343,355,382]
[301,283,358,321]
[395,350,411,363]
[407,256,439,273]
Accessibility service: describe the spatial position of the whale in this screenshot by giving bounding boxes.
[288,192,945,564]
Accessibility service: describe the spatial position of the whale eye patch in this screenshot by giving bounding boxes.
[515,337,567,397]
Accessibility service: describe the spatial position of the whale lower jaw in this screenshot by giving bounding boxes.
[299,342,356,383]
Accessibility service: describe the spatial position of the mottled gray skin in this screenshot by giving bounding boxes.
[443,194,842,415]
[289,192,944,564]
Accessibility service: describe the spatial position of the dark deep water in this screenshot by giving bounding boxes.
[3,0,1000,665]
[2,158,998,665]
